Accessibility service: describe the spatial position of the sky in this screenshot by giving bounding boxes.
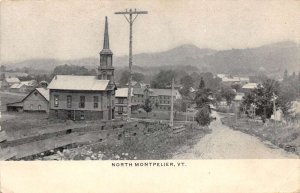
[1,0,299,63]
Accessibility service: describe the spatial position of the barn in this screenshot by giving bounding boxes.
[6,87,49,113]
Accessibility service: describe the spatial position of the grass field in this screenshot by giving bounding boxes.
[221,115,300,155]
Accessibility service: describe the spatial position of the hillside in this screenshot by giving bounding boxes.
[3,41,299,75]
[114,44,216,67]
[203,41,300,75]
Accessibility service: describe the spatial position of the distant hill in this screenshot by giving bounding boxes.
[3,41,299,75]
[3,58,100,73]
[203,41,300,75]
[114,44,216,67]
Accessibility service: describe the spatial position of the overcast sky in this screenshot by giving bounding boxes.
[1,0,299,63]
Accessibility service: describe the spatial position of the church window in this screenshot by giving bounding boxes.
[79,96,85,108]
[67,95,72,108]
[38,105,41,110]
[103,57,107,65]
[107,56,112,65]
[94,96,98,108]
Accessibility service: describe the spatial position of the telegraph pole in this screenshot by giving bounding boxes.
[170,78,174,127]
[115,9,148,119]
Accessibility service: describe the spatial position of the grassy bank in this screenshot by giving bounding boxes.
[221,115,300,156]
[2,111,211,160]
[131,110,195,121]
[42,122,211,160]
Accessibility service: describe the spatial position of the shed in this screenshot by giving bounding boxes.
[6,87,49,113]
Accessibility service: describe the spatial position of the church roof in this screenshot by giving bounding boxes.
[48,75,110,91]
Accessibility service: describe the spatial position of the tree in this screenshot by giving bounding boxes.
[199,77,205,89]
[194,78,211,110]
[174,99,188,112]
[0,73,5,80]
[284,69,288,80]
[292,72,296,79]
[190,72,221,92]
[219,85,236,105]
[278,77,300,116]
[194,78,213,126]
[0,65,6,72]
[52,64,90,76]
[231,83,241,92]
[180,75,194,96]
[195,106,212,126]
[150,70,176,89]
[119,70,145,85]
[180,75,194,88]
[241,79,280,122]
[142,98,153,116]
[119,71,130,85]
[133,72,145,82]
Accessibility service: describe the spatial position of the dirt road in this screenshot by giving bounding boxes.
[173,112,298,159]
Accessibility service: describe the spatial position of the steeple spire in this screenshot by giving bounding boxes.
[98,16,114,81]
[103,16,109,49]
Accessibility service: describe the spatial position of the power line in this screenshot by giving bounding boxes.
[115,9,148,119]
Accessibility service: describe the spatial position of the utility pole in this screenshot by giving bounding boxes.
[115,9,148,119]
[170,78,174,127]
[271,92,278,121]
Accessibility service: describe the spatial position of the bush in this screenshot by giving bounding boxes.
[195,106,212,126]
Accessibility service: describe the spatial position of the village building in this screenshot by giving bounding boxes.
[2,72,29,79]
[9,80,38,93]
[6,87,49,112]
[221,76,241,86]
[217,74,250,87]
[1,77,20,90]
[115,87,181,114]
[115,87,133,115]
[232,92,245,107]
[241,83,258,93]
[130,81,149,89]
[47,17,116,121]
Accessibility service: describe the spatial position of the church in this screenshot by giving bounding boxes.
[48,17,116,121]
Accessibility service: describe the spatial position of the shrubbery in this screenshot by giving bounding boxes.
[195,106,212,126]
